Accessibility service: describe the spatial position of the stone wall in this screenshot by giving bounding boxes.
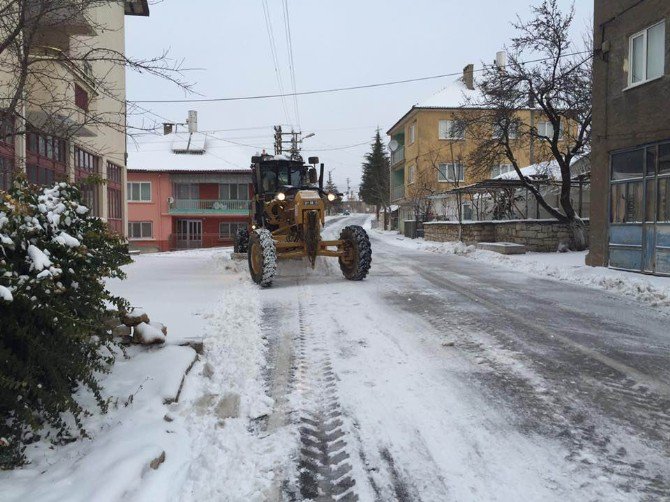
[423,221,495,244]
[424,219,590,252]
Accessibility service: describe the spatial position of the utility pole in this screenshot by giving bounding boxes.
[274,125,283,155]
[273,125,314,160]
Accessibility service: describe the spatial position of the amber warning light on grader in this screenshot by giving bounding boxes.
[234,150,371,287]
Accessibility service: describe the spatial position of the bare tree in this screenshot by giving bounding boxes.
[458,0,592,248]
[0,0,190,150]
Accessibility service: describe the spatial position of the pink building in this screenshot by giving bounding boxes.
[127,130,252,252]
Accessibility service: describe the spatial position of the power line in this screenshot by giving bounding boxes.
[303,140,370,152]
[281,0,300,129]
[261,0,292,126]
[129,51,591,104]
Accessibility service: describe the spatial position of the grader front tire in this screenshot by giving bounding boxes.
[248,229,277,287]
[338,225,372,281]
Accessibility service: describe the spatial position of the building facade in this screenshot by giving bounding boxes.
[0,0,150,234]
[589,1,669,276]
[386,65,558,232]
[127,131,252,252]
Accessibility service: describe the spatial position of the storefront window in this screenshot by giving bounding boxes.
[611,149,644,180]
[659,178,670,222]
[659,143,670,175]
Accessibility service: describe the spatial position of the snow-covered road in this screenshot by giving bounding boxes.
[4,215,668,502]
[253,215,670,501]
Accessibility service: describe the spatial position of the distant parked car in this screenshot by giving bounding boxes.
[342,209,351,215]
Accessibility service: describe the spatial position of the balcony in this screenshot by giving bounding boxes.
[168,199,249,215]
[391,146,405,166]
[391,184,405,202]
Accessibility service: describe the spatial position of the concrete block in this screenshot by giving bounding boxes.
[477,242,527,255]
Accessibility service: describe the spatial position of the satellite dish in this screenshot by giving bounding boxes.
[388,139,399,152]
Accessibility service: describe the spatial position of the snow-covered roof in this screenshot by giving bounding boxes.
[495,154,590,180]
[128,132,254,172]
[387,78,484,134]
[417,78,483,109]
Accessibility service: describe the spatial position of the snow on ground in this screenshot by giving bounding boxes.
[372,229,670,312]
[1,247,291,502]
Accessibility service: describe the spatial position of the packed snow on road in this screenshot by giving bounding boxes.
[2,215,669,502]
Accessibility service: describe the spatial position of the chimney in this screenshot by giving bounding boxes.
[462,64,474,90]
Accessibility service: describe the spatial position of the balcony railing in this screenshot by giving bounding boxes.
[168,199,249,214]
[391,146,405,166]
[391,185,405,201]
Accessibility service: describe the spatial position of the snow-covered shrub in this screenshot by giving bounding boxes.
[0,179,131,468]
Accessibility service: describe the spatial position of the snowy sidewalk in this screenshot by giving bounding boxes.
[371,229,670,312]
[1,248,286,502]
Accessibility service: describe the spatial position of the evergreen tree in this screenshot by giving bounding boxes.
[359,129,390,219]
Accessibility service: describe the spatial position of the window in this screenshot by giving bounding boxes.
[438,120,465,140]
[407,165,416,184]
[438,163,465,182]
[491,164,514,178]
[219,183,249,200]
[0,114,14,144]
[127,181,151,201]
[174,183,200,199]
[492,123,518,140]
[629,21,666,86]
[27,132,66,163]
[108,187,122,219]
[537,121,563,139]
[0,156,14,191]
[75,84,89,112]
[128,221,153,239]
[74,147,99,175]
[79,183,99,216]
[107,162,122,183]
[27,164,60,185]
[611,149,644,180]
[219,222,245,239]
[409,123,416,144]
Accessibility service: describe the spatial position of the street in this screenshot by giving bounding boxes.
[256,215,669,501]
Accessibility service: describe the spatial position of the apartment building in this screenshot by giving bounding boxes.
[387,65,565,232]
[589,1,669,276]
[0,0,150,234]
[127,129,252,252]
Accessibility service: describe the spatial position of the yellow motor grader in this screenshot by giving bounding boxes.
[234,153,371,287]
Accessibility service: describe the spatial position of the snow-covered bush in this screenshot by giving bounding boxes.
[0,179,131,468]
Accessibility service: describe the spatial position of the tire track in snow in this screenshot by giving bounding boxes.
[293,302,359,501]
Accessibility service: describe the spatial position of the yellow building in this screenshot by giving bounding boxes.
[0,0,150,235]
[387,64,560,231]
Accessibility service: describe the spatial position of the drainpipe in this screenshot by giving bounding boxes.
[15,97,26,174]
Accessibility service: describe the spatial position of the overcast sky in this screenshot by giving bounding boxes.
[126,0,593,193]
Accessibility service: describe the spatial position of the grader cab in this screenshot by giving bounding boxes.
[234,153,371,287]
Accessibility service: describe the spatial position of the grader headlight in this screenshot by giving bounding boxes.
[327,193,336,202]
[276,192,286,201]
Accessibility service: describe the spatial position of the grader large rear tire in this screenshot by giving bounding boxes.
[338,225,371,281]
[248,229,277,287]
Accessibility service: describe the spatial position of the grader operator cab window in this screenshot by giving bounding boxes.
[260,163,307,194]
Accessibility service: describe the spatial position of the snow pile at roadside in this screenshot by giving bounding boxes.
[177,279,292,501]
[373,230,670,311]
[0,344,197,502]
